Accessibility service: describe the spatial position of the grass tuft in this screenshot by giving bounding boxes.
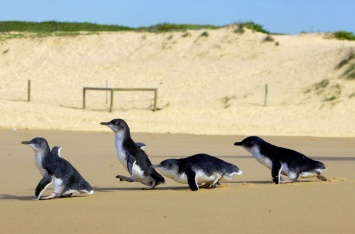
[333,31,355,41]
[138,23,219,33]
[336,52,354,69]
[0,21,133,33]
[242,22,270,34]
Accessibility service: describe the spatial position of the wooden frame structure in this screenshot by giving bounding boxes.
[83,87,158,112]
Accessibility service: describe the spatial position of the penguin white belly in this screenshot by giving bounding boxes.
[53,177,64,194]
[195,171,221,183]
[131,163,152,185]
[299,172,317,178]
[170,173,188,184]
[114,138,128,170]
[169,171,221,184]
[249,147,272,170]
[34,152,46,176]
[220,171,242,181]
[281,163,292,176]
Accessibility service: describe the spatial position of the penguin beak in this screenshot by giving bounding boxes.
[152,164,159,169]
[234,142,242,146]
[21,140,32,145]
[100,122,110,126]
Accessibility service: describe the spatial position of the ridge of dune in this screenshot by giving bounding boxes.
[0,26,354,136]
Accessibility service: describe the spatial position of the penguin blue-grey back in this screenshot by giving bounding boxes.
[101,118,165,189]
[234,136,327,184]
[22,137,94,199]
[155,153,242,191]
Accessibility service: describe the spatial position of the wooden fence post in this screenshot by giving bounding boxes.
[83,88,86,109]
[264,84,268,106]
[27,80,31,102]
[153,89,158,111]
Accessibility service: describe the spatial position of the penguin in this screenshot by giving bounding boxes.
[34,146,61,199]
[21,135,57,199]
[234,136,327,184]
[154,154,242,191]
[33,146,74,199]
[100,119,165,189]
[22,137,94,199]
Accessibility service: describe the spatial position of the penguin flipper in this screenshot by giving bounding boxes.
[186,170,199,191]
[125,151,136,176]
[271,160,282,184]
[40,193,57,200]
[135,142,147,149]
[35,173,53,199]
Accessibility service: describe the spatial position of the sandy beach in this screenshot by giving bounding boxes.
[0,26,354,136]
[1,129,355,233]
[1,27,355,233]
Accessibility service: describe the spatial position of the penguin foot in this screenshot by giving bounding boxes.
[142,186,155,190]
[317,175,327,181]
[116,175,135,182]
[60,193,73,198]
[279,180,292,183]
[142,181,157,190]
[40,193,57,200]
[200,183,217,189]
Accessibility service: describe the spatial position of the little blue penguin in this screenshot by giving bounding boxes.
[234,136,327,184]
[22,137,94,199]
[154,154,242,191]
[35,146,63,199]
[100,119,165,189]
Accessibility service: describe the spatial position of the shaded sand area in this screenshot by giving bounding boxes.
[1,129,354,233]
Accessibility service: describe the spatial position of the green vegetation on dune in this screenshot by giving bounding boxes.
[333,31,355,41]
[0,20,268,34]
[242,22,271,34]
[0,21,133,33]
[138,23,219,32]
[1,21,354,41]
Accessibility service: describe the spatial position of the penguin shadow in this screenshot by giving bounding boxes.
[235,179,329,185]
[229,181,272,185]
[0,193,36,201]
[0,193,90,201]
[93,186,188,192]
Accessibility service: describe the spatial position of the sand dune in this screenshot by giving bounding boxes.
[0,26,354,136]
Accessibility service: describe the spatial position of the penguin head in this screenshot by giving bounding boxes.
[100,119,130,134]
[153,159,179,177]
[21,137,50,152]
[234,136,263,150]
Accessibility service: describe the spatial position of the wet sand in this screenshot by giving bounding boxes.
[1,128,354,233]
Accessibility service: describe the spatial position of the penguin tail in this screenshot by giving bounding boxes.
[316,161,326,170]
[153,171,166,185]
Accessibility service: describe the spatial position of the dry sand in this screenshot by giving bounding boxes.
[0,26,355,136]
[1,26,355,233]
[1,129,354,233]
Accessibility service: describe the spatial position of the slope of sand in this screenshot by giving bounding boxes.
[0,26,355,136]
[1,129,354,233]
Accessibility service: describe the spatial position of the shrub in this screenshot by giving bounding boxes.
[334,31,355,41]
